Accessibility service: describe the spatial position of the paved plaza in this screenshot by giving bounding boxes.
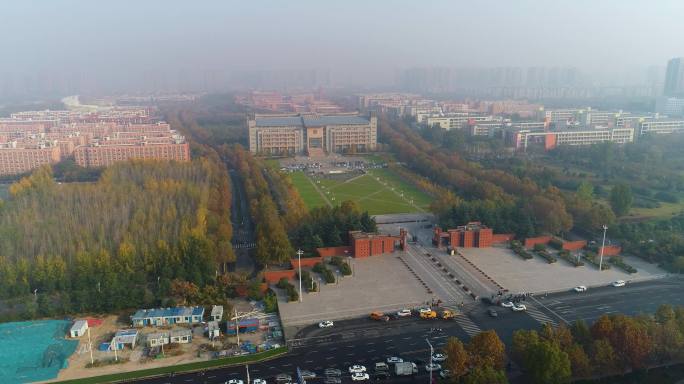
[277,254,432,332]
[458,246,667,295]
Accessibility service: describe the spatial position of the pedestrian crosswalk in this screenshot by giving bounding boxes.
[232,241,256,249]
[452,314,482,337]
[526,305,558,326]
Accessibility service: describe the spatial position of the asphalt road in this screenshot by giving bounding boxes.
[134,277,684,384]
[534,276,684,325]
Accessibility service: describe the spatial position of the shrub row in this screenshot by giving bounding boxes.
[610,256,637,274]
[535,249,557,264]
[511,241,533,260]
[330,256,352,275]
[583,251,611,270]
[313,262,336,284]
[276,278,299,302]
[558,249,584,267]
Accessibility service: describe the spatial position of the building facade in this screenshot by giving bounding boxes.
[0,143,61,176]
[73,140,189,168]
[248,113,377,156]
[638,119,684,135]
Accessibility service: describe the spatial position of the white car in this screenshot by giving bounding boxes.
[574,286,587,292]
[425,363,442,372]
[349,365,367,373]
[227,380,244,384]
[500,301,514,308]
[253,380,267,384]
[432,353,446,362]
[612,280,626,287]
[418,307,433,314]
[318,320,334,328]
[386,356,403,364]
[396,309,412,317]
[511,303,527,312]
[351,372,370,381]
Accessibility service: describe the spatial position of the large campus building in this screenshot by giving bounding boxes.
[248,113,377,156]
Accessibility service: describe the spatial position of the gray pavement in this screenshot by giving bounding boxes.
[458,245,667,294]
[277,254,432,333]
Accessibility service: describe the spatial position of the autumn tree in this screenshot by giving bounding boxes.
[524,340,571,384]
[512,329,539,362]
[591,339,618,374]
[443,337,469,380]
[467,330,506,370]
[462,366,508,384]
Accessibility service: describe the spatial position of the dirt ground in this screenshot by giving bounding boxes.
[49,305,278,382]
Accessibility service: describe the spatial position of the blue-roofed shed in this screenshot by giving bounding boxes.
[131,306,205,327]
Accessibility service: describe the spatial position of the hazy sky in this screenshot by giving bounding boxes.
[1,0,683,94]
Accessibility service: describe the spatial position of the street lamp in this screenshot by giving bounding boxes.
[296,249,304,303]
[599,225,608,271]
[426,338,434,384]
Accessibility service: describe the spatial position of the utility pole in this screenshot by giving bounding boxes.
[87,327,94,365]
[235,307,240,346]
[296,249,304,303]
[426,338,434,384]
[599,224,608,271]
[246,364,250,383]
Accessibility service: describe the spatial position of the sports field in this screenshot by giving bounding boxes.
[289,171,330,210]
[289,168,432,215]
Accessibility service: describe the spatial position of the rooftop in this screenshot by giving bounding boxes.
[255,116,303,127]
[303,115,370,126]
[131,306,204,320]
[254,114,371,128]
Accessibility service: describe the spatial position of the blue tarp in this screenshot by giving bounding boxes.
[0,320,78,384]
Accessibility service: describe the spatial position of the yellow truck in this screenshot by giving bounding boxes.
[420,310,437,319]
[440,310,455,320]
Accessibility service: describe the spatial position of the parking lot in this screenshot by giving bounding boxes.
[277,254,433,335]
[458,246,667,294]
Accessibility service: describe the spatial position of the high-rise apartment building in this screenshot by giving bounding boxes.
[664,57,684,97]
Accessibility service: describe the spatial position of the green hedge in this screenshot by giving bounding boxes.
[511,241,533,260]
[558,250,584,267]
[610,256,637,274]
[56,347,288,384]
[535,249,557,264]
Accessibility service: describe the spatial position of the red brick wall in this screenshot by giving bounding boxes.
[291,256,323,269]
[316,246,352,258]
[524,236,553,248]
[562,240,587,251]
[371,238,383,256]
[383,238,395,253]
[599,245,621,256]
[449,231,461,248]
[263,269,296,284]
[354,238,370,258]
[492,233,515,244]
[477,228,493,248]
[463,231,475,248]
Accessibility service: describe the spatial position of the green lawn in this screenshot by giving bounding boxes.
[289,171,330,209]
[290,168,432,215]
[630,201,684,220]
